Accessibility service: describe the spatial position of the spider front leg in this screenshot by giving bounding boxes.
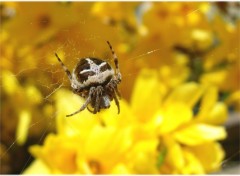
[66,87,95,117]
[55,53,72,81]
[107,78,121,98]
[106,41,122,83]
[112,89,120,114]
[114,83,121,99]
[106,79,120,114]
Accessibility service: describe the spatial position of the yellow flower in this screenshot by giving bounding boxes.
[141,2,211,47]
[23,159,50,174]
[26,89,134,174]
[2,2,235,174]
[1,70,46,146]
[30,134,79,174]
[130,69,227,174]
[91,1,143,45]
[125,139,160,174]
[92,2,139,27]
[199,18,239,107]
[25,68,227,174]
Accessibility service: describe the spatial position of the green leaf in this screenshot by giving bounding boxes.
[156,147,167,168]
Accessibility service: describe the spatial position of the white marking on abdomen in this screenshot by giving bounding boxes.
[82,69,114,87]
[80,59,107,74]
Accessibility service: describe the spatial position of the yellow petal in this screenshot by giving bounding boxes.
[189,142,225,173]
[26,85,43,105]
[164,137,185,170]
[195,85,228,125]
[187,11,201,26]
[181,149,204,174]
[164,82,203,109]
[173,124,227,146]
[92,2,123,20]
[76,159,92,174]
[158,103,193,134]
[200,70,227,87]
[99,99,135,128]
[198,86,218,117]
[111,163,131,174]
[54,89,97,136]
[22,159,51,174]
[29,134,79,174]
[131,69,162,122]
[191,29,213,50]
[196,102,228,125]
[127,139,159,174]
[1,70,20,95]
[16,110,31,146]
[85,126,132,165]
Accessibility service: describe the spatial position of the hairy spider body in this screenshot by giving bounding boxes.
[72,58,114,89]
[55,41,121,117]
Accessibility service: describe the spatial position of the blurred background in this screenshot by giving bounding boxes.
[0,1,239,174]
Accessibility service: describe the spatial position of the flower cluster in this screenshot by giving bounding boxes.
[1,2,239,174]
[24,69,227,174]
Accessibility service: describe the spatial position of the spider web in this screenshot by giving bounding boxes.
[0,2,239,174]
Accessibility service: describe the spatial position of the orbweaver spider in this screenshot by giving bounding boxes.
[55,41,121,117]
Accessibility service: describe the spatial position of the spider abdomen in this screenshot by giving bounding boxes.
[72,58,114,89]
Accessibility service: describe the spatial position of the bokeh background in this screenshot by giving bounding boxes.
[0,1,239,174]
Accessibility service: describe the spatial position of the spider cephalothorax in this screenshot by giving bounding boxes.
[55,41,121,117]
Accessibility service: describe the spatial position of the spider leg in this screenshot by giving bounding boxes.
[66,87,94,117]
[112,89,120,114]
[106,82,120,114]
[66,96,91,117]
[115,85,121,99]
[94,94,99,114]
[107,79,121,97]
[55,53,72,81]
[94,86,103,114]
[87,106,95,113]
[106,41,121,82]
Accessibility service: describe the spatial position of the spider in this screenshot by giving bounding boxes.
[55,41,121,117]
